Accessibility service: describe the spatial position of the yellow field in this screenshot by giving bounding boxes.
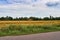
[0,20,60,27]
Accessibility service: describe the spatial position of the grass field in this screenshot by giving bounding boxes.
[0,20,60,36]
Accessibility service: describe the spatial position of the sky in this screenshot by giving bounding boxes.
[0,0,60,17]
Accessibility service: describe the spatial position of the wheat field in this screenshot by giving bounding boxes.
[0,20,60,27]
[0,20,60,36]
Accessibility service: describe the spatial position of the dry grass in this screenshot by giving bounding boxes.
[0,20,60,27]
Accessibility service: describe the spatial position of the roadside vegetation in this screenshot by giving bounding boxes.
[0,24,60,36]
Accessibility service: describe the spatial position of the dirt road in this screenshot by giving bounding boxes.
[0,31,60,40]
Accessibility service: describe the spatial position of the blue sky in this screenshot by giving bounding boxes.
[0,0,60,17]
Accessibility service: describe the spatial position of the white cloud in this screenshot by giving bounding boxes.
[0,0,60,17]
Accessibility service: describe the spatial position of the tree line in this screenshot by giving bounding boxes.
[0,16,60,21]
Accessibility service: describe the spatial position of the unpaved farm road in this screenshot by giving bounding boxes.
[0,31,60,40]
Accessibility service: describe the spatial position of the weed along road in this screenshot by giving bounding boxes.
[0,31,60,40]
